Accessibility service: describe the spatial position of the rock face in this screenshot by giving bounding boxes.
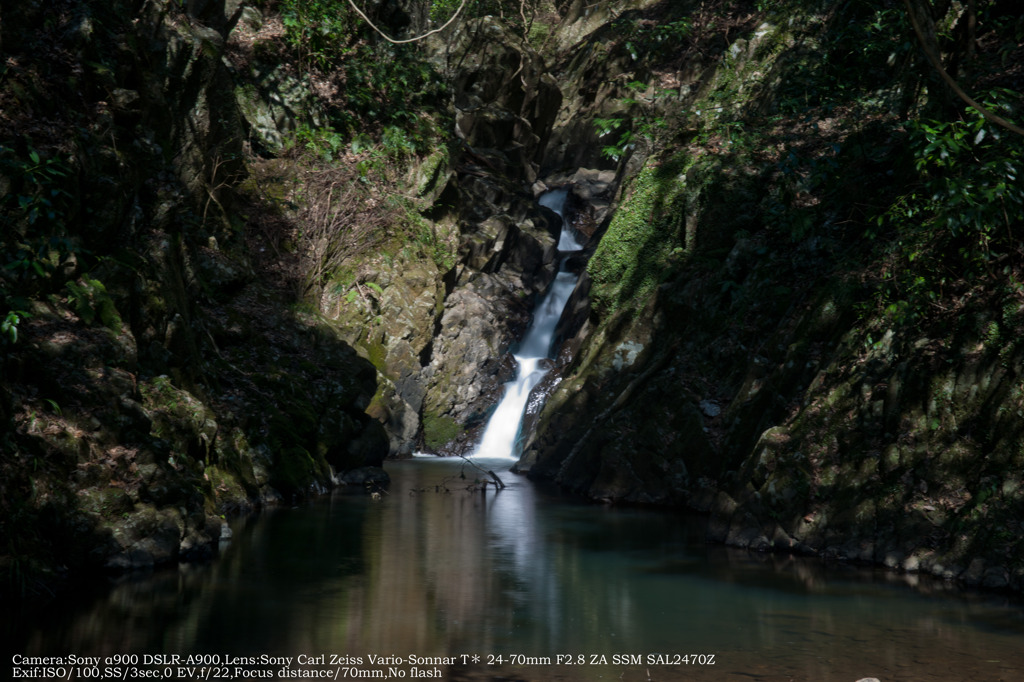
[417,173,563,453]
[431,17,563,186]
[0,0,387,590]
[320,16,568,457]
[342,17,565,455]
[704,322,1024,589]
[234,60,326,154]
[551,0,663,53]
[517,300,717,505]
[514,2,1024,591]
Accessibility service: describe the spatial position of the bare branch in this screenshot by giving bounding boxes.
[457,454,507,489]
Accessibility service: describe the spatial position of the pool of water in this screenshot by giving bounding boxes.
[7,456,1024,682]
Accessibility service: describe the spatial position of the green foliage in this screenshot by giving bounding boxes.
[875,96,1023,247]
[612,15,692,64]
[429,0,542,34]
[430,0,466,22]
[2,234,77,293]
[65,275,122,331]
[593,82,674,161]
[279,0,359,71]
[1,148,82,363]
[0,145,72,229]
[769,1,911,114]
[867,89,1024,327]
[1,146,78,300]
[43,398,62,416]
[338,52,447,150]
[593,116,628,161]
[277,0,448,156]
[1,310,29,345]
[904,108,1023,241]
[380,125,417,159]
[293,124,346,161]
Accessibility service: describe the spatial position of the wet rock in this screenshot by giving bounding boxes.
[105,505,186,570]
[420,272,533,444]
[341,466,391,488]
[699,400,721,418]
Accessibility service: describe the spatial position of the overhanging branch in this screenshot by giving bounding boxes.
[901,0,1024,136]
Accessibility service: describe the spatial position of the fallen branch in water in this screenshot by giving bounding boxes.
[458,454,506,490]
[406,459,506,496]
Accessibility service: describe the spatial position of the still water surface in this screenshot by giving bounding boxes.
[8,456,1024,681]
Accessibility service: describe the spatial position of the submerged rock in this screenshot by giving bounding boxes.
[341,466,390,489]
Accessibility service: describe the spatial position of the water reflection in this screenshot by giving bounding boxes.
[7,457,1024,681]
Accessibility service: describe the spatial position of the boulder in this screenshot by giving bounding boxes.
[233,63,326,154]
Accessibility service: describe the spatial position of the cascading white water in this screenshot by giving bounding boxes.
[473,188,583,460]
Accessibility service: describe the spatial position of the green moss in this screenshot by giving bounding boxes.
[588,156,694,316]
[359,329,388,372]
[272,445,320,495]
[65,275,123,331]
[415,150,447,198]
[204,465,248,503]
[422,411,461,451]
[78,487,134,520]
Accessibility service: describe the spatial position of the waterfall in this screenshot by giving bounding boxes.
[473,188,582,460]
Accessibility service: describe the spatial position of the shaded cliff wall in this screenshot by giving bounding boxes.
[519,1,1024,590]
[1,0,386,595]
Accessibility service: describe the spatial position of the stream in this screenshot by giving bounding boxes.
[6,456,1024,681]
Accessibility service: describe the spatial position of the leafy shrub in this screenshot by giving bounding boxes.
[906,107,1023,241]
[66,276,123,331]
[0,145,72,230]
[277,0,448,153]
[868,91,1024,325]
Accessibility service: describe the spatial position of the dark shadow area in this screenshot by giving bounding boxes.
[0,0,386,604]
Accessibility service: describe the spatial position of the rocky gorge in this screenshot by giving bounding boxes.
[3,0,1024,600]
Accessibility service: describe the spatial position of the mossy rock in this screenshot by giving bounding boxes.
[271,445,326,497]
[203,465,249,507]
[422,411,462,452]
[77,486,135,520]
[140,375,217,463]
